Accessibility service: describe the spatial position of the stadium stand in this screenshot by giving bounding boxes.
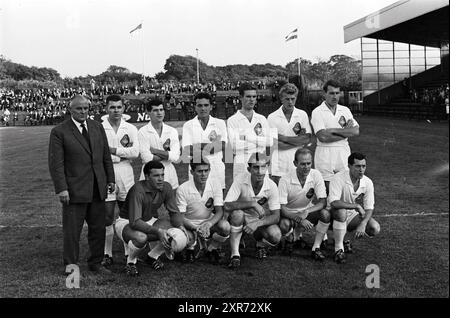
[344,0,449,119]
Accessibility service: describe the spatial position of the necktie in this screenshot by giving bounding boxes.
[80,123,90,145]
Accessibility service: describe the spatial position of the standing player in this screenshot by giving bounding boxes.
[224,152,281,269]
[227,83,273,178]
[278,148,330,260]
[176,159,230,264]
[181,92,227,190]
[328,152,380,264]
[267,83,311,185]
[311,80,359,191]
[100,95,139,267]
[138,99,180,189]
[114,161,187,276]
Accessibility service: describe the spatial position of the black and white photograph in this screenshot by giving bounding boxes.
[0,0,448,300]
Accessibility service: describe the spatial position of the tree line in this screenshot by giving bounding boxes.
[0,54,362,91]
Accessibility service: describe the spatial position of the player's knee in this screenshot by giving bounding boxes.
[367,221,381,237]
[133,232,148,247]
[278,218,292,235]
[266,226,282,245]
[105,215,115,226]
[216,219,231,236]
[230,210,244,226]
[320,209,331,223]
[333,209,347,222]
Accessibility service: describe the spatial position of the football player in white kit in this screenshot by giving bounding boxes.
[328,152,380,264]
[138,99,180,189]
[224,152,281,269]
[101,95,139,267]
[311,80,360,191]
[176,159,230,264]
[267,83,311,185]
[181,92,227,190]
[278,148,330,261]
[227,83,273,179]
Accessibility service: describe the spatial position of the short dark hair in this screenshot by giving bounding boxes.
[143,160,165,175]
[238,82,257,96]
[190,158,210,171]
[145,99,164,112]
[294,148,312,162]
[106,94,122,104]
[323,80,341,92]
[348,152,366,165]
[247,152,270,167]
[194,92,212,103]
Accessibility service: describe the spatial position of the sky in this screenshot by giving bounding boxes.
[0,0,397,78]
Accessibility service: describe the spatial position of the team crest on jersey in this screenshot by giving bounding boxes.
[205,197,214,209]
[257,197,268,206]
[306,188,315,199]
[355,193,364,207]
[338,116,347,128]
[208,130,218,141]
[163,138,171,151]
[254,123,263,136]
[292,122,306,135]
[120,134,132,147]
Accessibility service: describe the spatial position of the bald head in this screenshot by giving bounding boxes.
[70,95,90,123]
[70,95,90,108]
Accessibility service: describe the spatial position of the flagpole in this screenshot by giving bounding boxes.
[141,20,145,81]
[196,48,199,84]
[297,26,301,87]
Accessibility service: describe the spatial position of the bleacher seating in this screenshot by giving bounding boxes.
[365,101,441,120]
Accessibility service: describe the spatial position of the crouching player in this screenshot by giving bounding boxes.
[329,152,381,264]
[114,161,188,276]
[224,152,281,269]
[176,159,230,264]
[278,148,330,260]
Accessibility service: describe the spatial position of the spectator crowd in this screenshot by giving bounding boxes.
[0,79,274,126]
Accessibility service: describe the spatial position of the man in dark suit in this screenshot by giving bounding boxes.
[48,95,115,275]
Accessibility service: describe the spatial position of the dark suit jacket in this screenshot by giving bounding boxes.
[48,118,115,203]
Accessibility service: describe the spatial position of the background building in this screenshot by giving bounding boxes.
[344,0,449,117]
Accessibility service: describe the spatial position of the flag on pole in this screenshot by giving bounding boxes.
[129,23,142,34]
[285,28,298,42]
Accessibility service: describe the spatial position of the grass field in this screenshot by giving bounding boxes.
[0,116,448,298]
